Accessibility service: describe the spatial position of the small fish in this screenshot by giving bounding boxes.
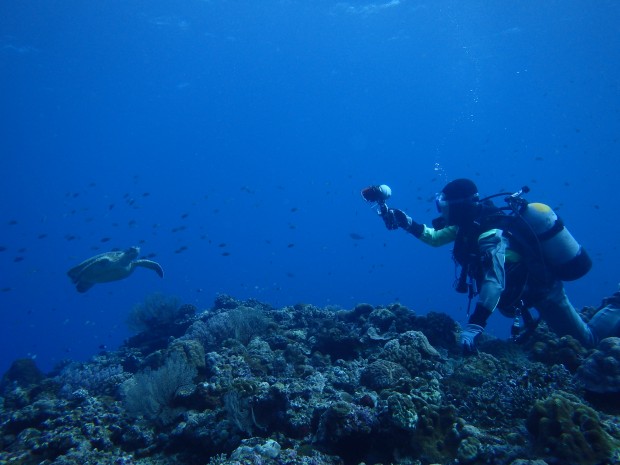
[181,213,189,219]
[0,246,6,252]
[175,246,188,254]
[100,237,111,243]
[290,207,298,212]
[221,252,231,256]
[287,243,295,248]
[349,233,364,240]
[218,243,227,247]
[8,220,17,225]
[37,233,48,239]
[142,192,150,197]
[1,287,11,292]
[13,256,24,262]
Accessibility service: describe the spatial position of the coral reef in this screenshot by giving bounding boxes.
[527,392,620,465]
[1,295,620,465]
[577,337,620,393]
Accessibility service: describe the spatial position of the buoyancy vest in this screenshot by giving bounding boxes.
[452,201,550,309]
[452,202,514,270]
[452,197,592,301]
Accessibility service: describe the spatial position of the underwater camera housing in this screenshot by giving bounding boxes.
[361,184,392,204]
[361,184,392,216]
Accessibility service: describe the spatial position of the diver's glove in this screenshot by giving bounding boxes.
[392,209,413,229]
[460,324,484,355]
[385,209,423,236]
[382,208,412,230]
[382,209,399,230]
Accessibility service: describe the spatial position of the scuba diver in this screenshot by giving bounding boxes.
[362,179,620,353]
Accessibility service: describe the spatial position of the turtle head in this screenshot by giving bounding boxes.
[125,246,140,259]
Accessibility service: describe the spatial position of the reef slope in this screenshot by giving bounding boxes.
[2,295,620,465]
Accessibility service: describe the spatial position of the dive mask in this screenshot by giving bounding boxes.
[435,192,479,225]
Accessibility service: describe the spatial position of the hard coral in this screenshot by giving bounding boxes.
[577,337,620,393]
[526,392,620,465]
[4,294,620,465]
[386,392,418,431]
[367,307,397,331]
[360,359,411,391]
[380,330,441,376]
[1,358,45,388]
[411,311,461,352]
[314,400,378,462]
[529,334,588,372]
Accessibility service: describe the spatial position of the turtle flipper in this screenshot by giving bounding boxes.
[76,281,96,293]
[67,266,82,283]
[133,259,164,278]
[67,262,92,283]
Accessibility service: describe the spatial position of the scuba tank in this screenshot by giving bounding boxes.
[489,187,592,282]
[519,202,592,281]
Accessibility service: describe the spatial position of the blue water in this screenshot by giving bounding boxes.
[1,0,619,374]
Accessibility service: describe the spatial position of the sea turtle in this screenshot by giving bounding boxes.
[67,246,164,293]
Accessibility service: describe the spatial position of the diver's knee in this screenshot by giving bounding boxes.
[589,305,620,342]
